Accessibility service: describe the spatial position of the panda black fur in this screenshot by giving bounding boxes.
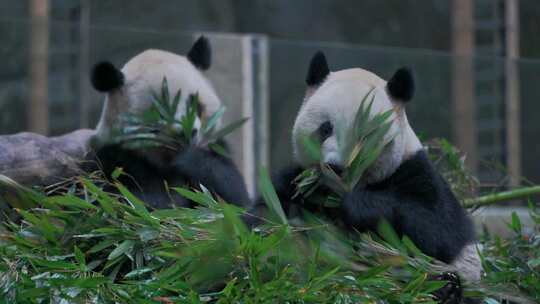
[247,52,481,297]
[88,36,250,208]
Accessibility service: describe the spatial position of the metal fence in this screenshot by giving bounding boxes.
[0,19,539,186]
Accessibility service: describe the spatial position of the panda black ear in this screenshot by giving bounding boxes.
[188,36,211,70]
[387,67,414,102]
[91,61,124,92]
[306,51,330,87]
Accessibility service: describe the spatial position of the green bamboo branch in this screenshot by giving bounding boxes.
[463,185,540,208]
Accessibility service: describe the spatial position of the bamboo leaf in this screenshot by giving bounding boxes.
[377,220,403,253]
[173,95,198,145]
[203,106,226,135]
[124,267,155,278]
[74,246,87,271]
[206,117,249,143]
[89,239,116,254]
[17,210,60,244]
[258,167,288,225]
[171,89,182,116]
[30,258,79,270]
[301,135,322,163]
[81,178,116,217]
[174,187,217,207]
[115,182,159,227]
[108,240,135,260]
[151,95,172,121]
[510,212,522,234]
[160,77,170,114]
[44,195,96,210]
[209,142,230,158]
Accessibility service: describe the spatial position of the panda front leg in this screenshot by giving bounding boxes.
[172,146,251,207]
[342,187,473,262]
[341,188,472,304]
[340,188,397,233]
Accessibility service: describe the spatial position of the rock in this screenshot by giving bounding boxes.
[0,129,95,186]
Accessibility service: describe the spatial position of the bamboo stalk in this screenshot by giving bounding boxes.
[463,186,540,208]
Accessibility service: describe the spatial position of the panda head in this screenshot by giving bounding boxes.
[293,51,422,184]
[91,36,219,143]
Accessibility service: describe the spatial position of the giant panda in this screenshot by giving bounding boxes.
[88,36,250,209]
[246,51,481,302]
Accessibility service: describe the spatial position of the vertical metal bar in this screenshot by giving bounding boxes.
[250,35,270,198]
[79,0,91,128]
[504,0,521,187]
[28,0,50,135]
[241,36,255,196]
[451,0,477,173]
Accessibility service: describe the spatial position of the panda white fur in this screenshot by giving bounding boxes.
[88,36,250,208]
[247,51,481,298]
[93,37,220,148]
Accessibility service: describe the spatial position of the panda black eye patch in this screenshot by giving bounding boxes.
[317,121,333,141]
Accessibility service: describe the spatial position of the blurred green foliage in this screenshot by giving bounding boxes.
[0,171,537,303]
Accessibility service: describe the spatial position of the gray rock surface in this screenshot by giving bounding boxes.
[0,129,95,186]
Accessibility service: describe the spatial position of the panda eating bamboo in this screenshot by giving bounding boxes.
[247,51,482,303]
[87,36,250,209]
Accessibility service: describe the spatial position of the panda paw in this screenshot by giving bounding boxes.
[430,272,463,304]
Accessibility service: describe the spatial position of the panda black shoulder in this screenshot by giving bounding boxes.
[91,143,165,182]
[367,150,440,202]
